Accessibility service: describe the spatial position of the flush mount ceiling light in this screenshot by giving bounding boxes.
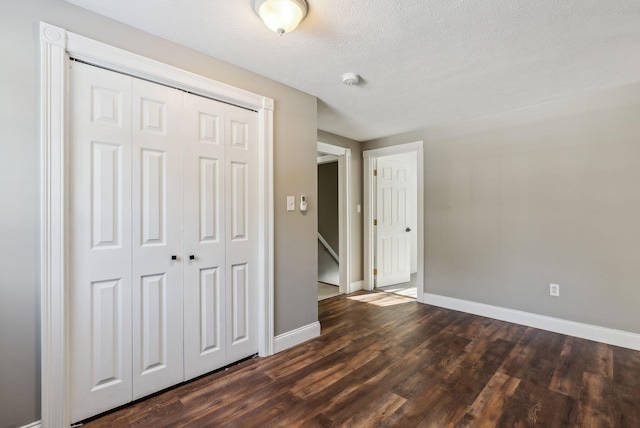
[254,0,308,35]
[342,73,361,86]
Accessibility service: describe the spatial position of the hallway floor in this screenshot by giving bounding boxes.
[377,273,418,299]
[317,282,341,301]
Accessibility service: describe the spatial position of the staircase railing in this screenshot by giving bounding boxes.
[317,232,339,263]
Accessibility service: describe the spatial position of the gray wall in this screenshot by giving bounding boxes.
[317,130,363,285]
[0,1,318,426]
[317,162,339,253]
[363,82,640,335]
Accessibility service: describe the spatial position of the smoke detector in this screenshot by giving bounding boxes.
[342,73,360,86]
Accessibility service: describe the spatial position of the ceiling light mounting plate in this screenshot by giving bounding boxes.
[254,0,308,35]
[342,73,361,86]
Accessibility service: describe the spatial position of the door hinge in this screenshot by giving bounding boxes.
[373,269,378,275]
[373,169,377,176]
[373,219,377,226]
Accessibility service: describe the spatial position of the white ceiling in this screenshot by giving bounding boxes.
[65,0,640,142]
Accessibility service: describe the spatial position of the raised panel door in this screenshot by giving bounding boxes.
[376,157,411,287]
[131,78,184,399]
[183,93,228,380]
[224,105,259,362]
[69,62,133,422]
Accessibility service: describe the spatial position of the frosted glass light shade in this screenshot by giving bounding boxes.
[254,0,308,35]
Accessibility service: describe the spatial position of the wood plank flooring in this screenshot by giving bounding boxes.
[83,291,640,427]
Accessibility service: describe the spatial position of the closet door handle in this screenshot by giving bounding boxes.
[171,255,178,261]
[189,254,195,260]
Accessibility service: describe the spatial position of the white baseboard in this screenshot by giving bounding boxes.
[424,293,640,351]
[20,421,41,428]
[350,280,363,293]
[274,321,321,353]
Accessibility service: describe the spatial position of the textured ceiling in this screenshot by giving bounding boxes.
[65,0,640,141]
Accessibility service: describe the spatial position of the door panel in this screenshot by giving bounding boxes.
[91,143,122,248]
[140,273,166,373]
[199,157,221,242]
[376,157,411,287]
[199,267,222,355]
[70,62,133,423]
[131,78,184,399]
[140,149,166,244]
[89,279,124,389]
[230,162,248,240]
[225,105,258,363]
[183,94,228,380]
[230,263,249,344]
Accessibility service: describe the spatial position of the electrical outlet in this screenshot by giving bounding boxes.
[550,283,560,297]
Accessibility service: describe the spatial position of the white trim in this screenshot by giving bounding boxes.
[350,280,364,292]
[316,141,352,294]
[363,141,425,303]
[40,22,274,428]
[273,322,321,353]
[317,154,338,165]
[424,293,640,351]
[66,32,266,111]
[20,421,42,428]
[40,22,68,428]
[363,141,423,159]
[317,142,346,156]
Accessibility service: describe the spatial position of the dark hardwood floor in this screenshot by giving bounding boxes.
[83,291,640,427]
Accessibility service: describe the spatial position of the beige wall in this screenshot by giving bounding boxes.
[0,1,318,426]
[364,82,640,335]
[317,130,364,285]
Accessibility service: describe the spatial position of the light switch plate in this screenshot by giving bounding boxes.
[287,196,295,211]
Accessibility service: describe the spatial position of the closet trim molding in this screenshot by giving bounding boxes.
[39,22,275,428]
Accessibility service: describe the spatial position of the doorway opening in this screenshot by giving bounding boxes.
[317,142,351,300]
[363,141,424,303]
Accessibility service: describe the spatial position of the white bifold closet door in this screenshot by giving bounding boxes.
[182,90,259,380]
[69,63,135,420]
[69,61,258,423]
[130,75,185,400]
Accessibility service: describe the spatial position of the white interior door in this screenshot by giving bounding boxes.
[131,78,185,399]
[375,156,411,287]
[225,104,259,362]
[69,62,134,422]
[183,94,228,380]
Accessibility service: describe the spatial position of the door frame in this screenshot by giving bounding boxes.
[317,142,351,294]
[40,22,274,428]
[363,141,424,302]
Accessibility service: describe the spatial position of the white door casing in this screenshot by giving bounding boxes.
[316,142,352,294]
[40,23,274,428]
[69,62,134,422]
[375,156,411,287]
[131,78,185,399]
